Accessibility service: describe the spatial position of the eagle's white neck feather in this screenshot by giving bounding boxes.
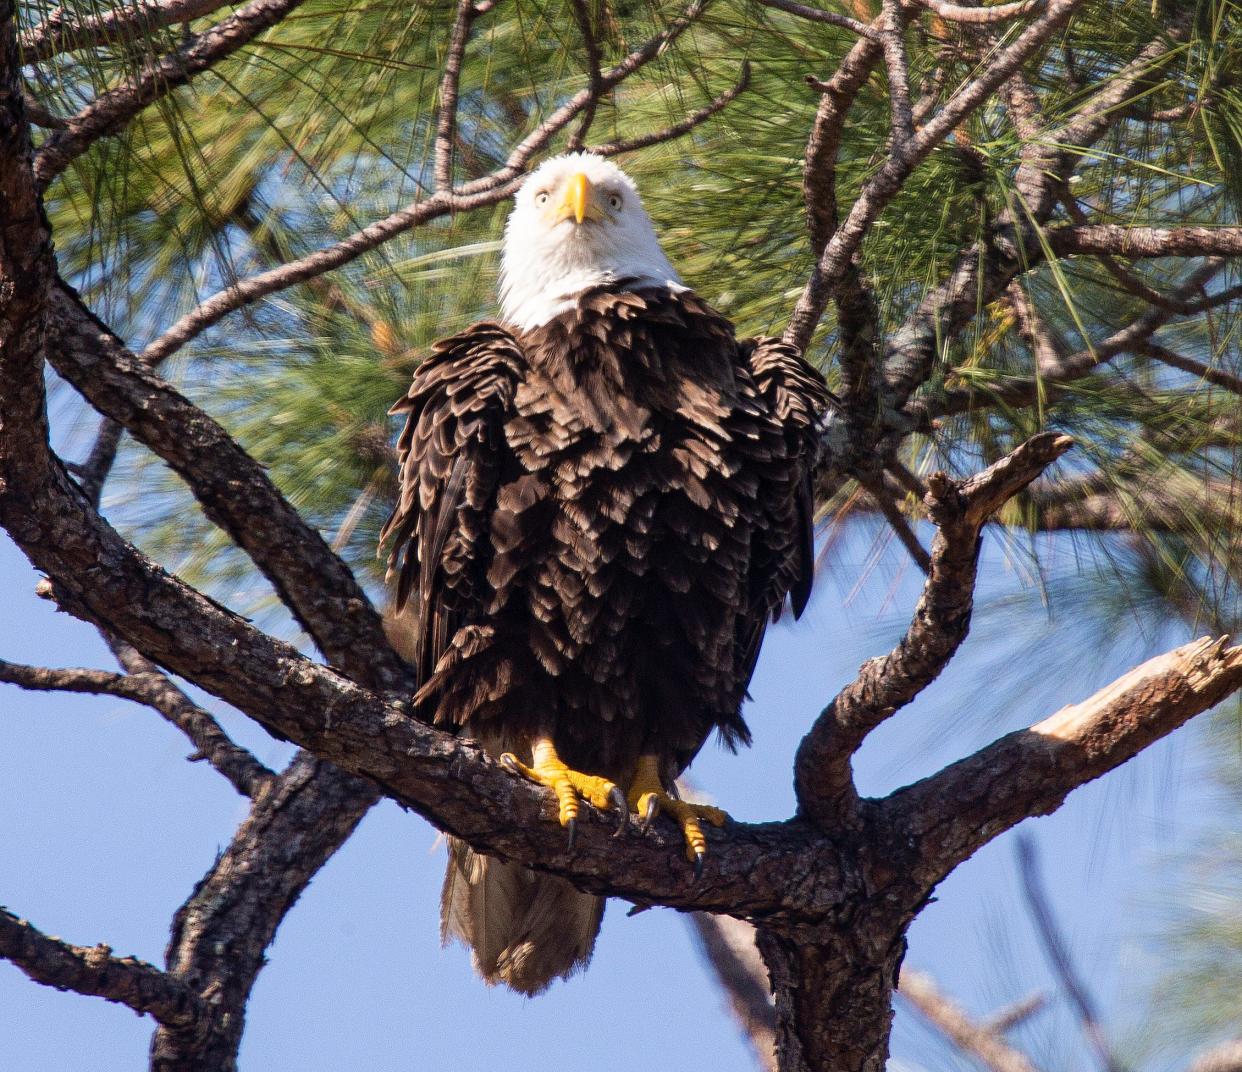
[498,153,684,333]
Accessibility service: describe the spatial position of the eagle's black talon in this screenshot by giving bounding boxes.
[609,787,629,836]
[565,817,577,854]
[693,850,705,881]
[499,753,520,775]
[639,794,658,833]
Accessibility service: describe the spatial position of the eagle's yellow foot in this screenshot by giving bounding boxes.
[628,756,728,879]
[499,738,628,851]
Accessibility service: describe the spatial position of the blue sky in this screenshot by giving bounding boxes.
[1,520,1234,1071]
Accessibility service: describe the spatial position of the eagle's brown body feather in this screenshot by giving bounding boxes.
[383,283,829,993]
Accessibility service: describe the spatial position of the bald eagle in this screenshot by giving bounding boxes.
[382,153,830,995]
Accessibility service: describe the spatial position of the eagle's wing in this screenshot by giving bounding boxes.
[737,336,833,685]
[380,323,526,702]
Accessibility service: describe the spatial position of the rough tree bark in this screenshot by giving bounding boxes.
[3,1,1241,1070]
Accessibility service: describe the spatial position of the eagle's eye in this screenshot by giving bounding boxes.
[535,191,550,206]
[607,193,622,210]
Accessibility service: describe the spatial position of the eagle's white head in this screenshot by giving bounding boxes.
[498,152,684,331]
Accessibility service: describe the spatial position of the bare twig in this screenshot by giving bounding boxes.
[33,0,309,191]
[585,64,750,156]
[1016,836,1124,1072]
[982,992,1049,1035]
[899,968,1043,1072]
[0,655,274,797]
[863,478,931,573]
[1140,342,1242,397]
[794,433,1074,823]
[0,908,203,1027]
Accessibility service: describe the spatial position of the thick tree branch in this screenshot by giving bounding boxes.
[32,0,309,191]
[1048,226,1242,260]
[890,635,1242,887]
[46,281,413,693]
[0,909,204,1027]
[899,968,1042,1072]
[794,433,1073,825]
[0,655,274,797]
[149,753,373,1068]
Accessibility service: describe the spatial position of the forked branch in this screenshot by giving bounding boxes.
[891,636,1242,887]
[795,433,1074,824]
[0,909,203,1027]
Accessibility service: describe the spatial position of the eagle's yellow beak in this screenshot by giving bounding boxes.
[556,172,605,225]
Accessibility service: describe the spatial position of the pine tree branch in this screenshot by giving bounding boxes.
[890,636,1242,886]
[32,0,309,191]
[21,0,234,62]
[0,909,203,1027]
[794,433,1074,825]
[0,656,274,797]
[785,0,1088,350]
[137,0,714,366]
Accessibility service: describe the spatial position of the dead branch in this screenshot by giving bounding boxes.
[0,655,273,797]
[1016,836,1123,1072]
[899,968,1043,1072]
[0,908,204,1027]
[32,0,309,191]
[794,433,1074,824]
[891,635,1242,885]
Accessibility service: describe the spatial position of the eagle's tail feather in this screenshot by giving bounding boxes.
[441,836,604,996]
